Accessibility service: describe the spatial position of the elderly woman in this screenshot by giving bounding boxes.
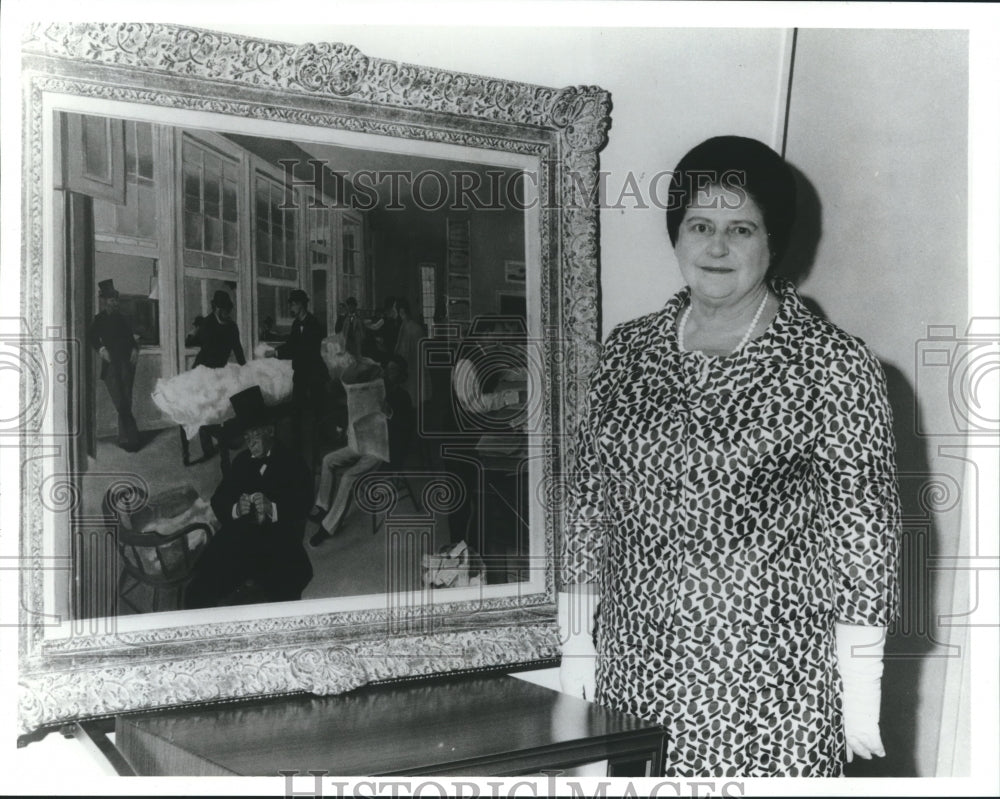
[560,136,900,777]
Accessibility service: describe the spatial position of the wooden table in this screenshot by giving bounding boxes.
[99,673,665,777]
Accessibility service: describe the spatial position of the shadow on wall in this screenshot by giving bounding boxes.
[799,293,941,778]
[845,362,955,779]
[773,164,822,285]
[782,166,944,776]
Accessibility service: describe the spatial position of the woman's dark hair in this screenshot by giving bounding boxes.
[665,136,797,268]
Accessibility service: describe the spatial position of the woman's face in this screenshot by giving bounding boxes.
[674,184,771,307]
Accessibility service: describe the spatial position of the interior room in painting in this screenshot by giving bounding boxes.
[57,110,538,617]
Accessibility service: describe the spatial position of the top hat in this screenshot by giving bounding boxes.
[98,279,119,299]
[211,290,234,311]
[288,289,309,305]
[229,386,272,431]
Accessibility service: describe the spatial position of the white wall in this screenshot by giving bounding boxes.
[786,28,969,777]
[216,23,789,333]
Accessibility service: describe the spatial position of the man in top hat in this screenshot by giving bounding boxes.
[184,385,314,609]
[186,289,246,369]
[266,289,329,465]
[87,279,141,451]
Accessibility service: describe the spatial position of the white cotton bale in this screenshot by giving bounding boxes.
[253,342,272,359]
[151,360,293,437]
[322,336,356,382]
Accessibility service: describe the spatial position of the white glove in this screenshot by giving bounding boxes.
[835,622,887,763]
[558,585,598,701]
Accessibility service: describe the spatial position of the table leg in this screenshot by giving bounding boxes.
[607,753,656,777]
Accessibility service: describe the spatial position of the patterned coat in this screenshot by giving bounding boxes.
[564,279,900,777]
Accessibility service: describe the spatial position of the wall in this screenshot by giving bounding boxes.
[783,29,970,777]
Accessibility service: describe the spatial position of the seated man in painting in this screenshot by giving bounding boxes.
[308,355,415,546]
[184,385,313,608]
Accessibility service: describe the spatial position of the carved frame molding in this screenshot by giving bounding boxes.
[18,22,609,737]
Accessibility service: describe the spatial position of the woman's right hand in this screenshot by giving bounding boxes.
[836,623,887,762]
[560,633,597,701]
[558,586,599,701]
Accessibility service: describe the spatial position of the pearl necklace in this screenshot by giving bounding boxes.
[678,290,769,356]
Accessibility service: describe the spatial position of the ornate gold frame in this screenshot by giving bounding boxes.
[17,22,609,738]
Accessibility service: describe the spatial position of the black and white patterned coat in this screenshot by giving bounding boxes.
[564,279,901,777]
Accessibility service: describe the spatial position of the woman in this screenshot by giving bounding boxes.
[560,136,900,777]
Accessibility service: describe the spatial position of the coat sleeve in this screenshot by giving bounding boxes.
[232,324,247,366]
[211,454,245,522]
[123,316,139,351]
[560,325,628,588]
[275,323,295,361]
[814,339,901,627]
[87,315,103,352]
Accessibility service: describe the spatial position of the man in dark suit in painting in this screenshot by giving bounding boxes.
[266,289,329,467]
[87,279,141,452]
[187,289,246,369]
[185,289,247,460]
[184,385,314,608]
